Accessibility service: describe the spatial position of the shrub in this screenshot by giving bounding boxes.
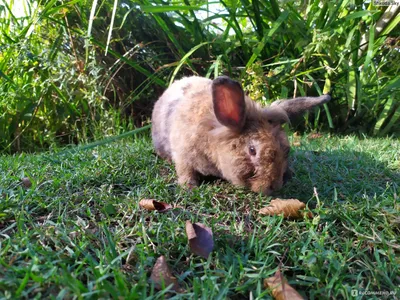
[1,0,399,152]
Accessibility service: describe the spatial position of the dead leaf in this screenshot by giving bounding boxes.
[21,177,32,188]
[185,221,214,259]
[139,199,172,213]
[259,198,312,219]
[150,256,181,292]
[307,132,323,140]
[264,270,304,300]
[292,141,301,147]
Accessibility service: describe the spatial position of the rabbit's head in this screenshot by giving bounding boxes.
[211,76,330,195]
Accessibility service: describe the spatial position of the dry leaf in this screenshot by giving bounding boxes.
[139,199,172,213]
[150,256,181,292]
[292,141,301,147]
[21,177,32,188]
[185,221,214,259]
[264,270,304,300]
[259,198,312,219]
[307,132,323,140]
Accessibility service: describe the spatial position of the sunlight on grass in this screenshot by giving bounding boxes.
[0,133,398,298]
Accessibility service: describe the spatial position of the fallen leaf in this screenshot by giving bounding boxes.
[21,177,32,188]
[139,199,172,213]
[185,221,214,259]
[292,141,301,147]
[264,270,304,300]
[259,198,312,219]
[307,132,323,140]
[150,256,181,292]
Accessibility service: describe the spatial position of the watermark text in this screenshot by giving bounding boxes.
[373,0,400,6]
[351,290,397,297]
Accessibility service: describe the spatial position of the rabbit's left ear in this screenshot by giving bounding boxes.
[270,95,331,120]
[212,76,246,131]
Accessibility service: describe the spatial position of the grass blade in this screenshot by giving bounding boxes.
[246,11,289,68]
[373,97,394,135]
[362,24,375,73]
[105,0,119,55]
[86,0,98,63]
[139,5,201,13]
[379,101,400,136]
[169,41,210,86]
[56,125,151,155]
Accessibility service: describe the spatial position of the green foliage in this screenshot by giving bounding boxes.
[120,0,399,134]
[0,0,128,152]
[0,0,399,152]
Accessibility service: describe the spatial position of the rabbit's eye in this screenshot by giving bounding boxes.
[249,146,257,156]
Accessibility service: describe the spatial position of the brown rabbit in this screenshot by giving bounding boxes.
[152,76,330,195]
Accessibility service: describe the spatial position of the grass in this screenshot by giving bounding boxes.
[0,132,399,299]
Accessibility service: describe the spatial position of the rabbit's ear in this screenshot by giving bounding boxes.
[270,95,331,120]
[263,108,289,126]
[263,107,290,136]
[212,76,246,131]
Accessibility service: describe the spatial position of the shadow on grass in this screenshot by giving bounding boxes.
[278,149,399,203]
[174,147,399,205]
[49,145,398,213]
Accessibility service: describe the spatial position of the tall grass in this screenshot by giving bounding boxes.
[0,0,130,152]
[123,0,399,134]
[0,0,399,152]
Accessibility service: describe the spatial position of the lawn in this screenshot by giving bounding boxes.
[0,132,399,299]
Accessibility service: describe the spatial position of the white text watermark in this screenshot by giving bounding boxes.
[351,290,397,297]
[373,0,400,5]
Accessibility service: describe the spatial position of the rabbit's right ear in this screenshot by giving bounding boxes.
[270,95,331,120]
[212,76,246,131]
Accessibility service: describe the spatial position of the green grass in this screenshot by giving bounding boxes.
[0,133,399,299]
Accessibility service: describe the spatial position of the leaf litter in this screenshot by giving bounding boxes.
[142,197,312,297]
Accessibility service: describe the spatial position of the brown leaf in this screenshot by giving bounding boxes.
[21,177,32,188]
[185,221,214,259]
[307,132,323,140]
[259,198,312,219]
[264,270,304,300]
[139,199,172,213]
[150,256,181,292]
[292,141,301,147]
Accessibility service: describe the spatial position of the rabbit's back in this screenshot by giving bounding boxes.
[151,76,213,161]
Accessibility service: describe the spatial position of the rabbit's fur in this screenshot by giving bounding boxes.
[152,76,330,195]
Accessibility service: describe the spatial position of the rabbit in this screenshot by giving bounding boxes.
[151,76,330,195]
